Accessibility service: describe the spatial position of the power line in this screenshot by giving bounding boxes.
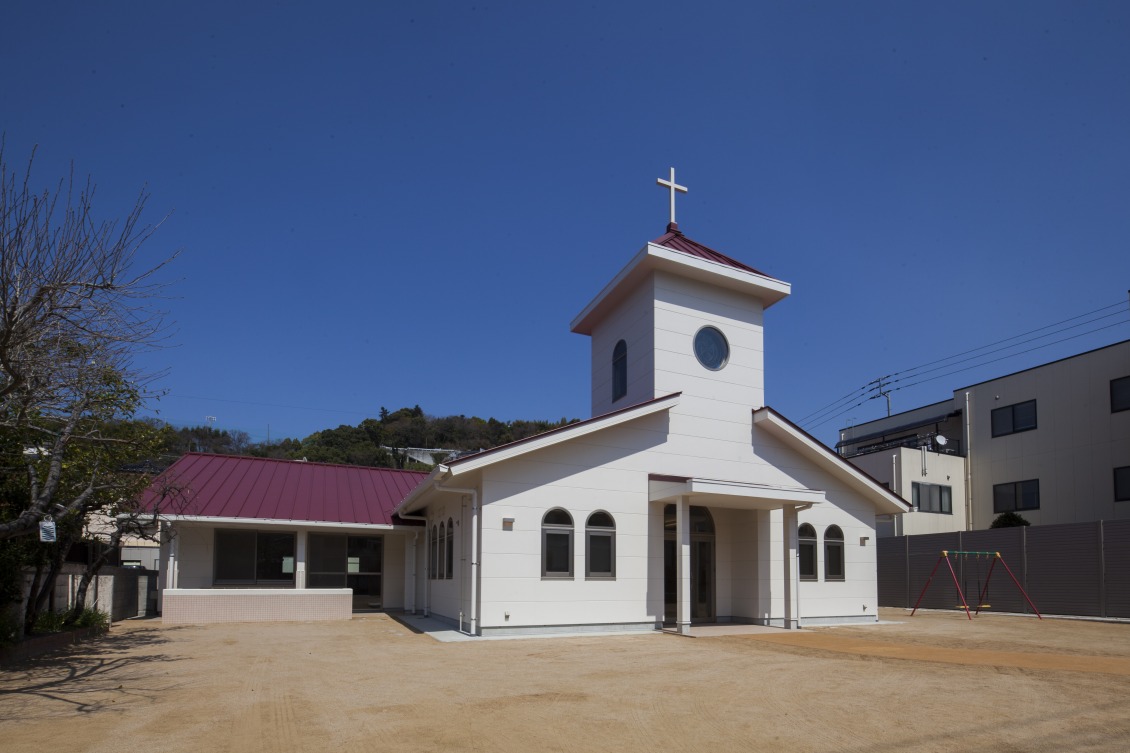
[803,310,1130,432]
[798,297,1130,430]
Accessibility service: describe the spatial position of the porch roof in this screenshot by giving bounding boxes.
[648,475,826,510]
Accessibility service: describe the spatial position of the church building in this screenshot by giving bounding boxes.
[149,170,908,634]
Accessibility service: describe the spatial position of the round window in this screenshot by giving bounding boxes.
[693,326,729,371]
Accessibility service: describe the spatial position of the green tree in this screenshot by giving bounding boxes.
[990,511,1031,528]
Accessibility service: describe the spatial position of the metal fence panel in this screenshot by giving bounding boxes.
[1021,523,1103,617]
[906,532,962,611]
[1102,520,1130,618]
[876,537,908,608]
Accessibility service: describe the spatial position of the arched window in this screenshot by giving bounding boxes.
[585,511,616,579]
[438,521,446,582]
[798,524,817,581]
[824,525,845,581]
[612,340,627,402]
[542,508,574,578]
[430,524,438,581]
[446,517,454,579]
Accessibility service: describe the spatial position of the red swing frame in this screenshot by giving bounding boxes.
[910,550,1042,620]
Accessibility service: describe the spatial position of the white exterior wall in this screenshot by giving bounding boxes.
[653,270,765,413]
[446,408,881,630]
[851,447,968,536]
[590,276,656,416]
[961,340,1130,529]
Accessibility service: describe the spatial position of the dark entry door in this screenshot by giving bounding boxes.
[663,505,716,623]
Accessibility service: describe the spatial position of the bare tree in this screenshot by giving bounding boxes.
[0,142,177,543]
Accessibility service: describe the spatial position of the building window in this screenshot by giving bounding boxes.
[446,517,454,579]
[214,529,295,586]
[1112,376,1130,413]
[438,521,446,581]
[991,399,1037,437]
[542,508,574,578]
[307,534,383,608]
[824,526,845,581]
[612,340,627,403]
[1116,467,1130,502]
[912,482,952,514]
[798,523,817,581]
[430,524,438,580]
[585,511,616,579]
[993,479,1041,513]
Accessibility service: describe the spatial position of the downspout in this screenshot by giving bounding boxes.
[398,512,429,616]
[963,391,973,531]
[794,503,814,629]
[430,471,479,636]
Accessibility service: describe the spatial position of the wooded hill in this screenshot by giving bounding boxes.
[162,406,580,470]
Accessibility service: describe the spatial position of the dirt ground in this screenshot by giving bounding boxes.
[2,608,1129,753]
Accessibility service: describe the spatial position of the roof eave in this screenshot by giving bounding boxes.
[571,243,791,335]
[752,407,911,515]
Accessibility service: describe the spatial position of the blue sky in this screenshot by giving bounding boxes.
[3,1,1128,447]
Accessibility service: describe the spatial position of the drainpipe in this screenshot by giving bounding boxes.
[793,504,813,629]
[431,479,479,636]
[963,391,973,531]
[398,512,429,616]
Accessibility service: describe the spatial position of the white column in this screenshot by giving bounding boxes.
[782,505,798,629]
[295,530,307,589]
[405,531,417,614]
[676,496,691,635]
[168,524,180,590]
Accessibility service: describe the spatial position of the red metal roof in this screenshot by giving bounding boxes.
[139,453,428,526]
[651,222,768,276]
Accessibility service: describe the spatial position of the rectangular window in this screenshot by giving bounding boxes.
[912,482,952,514]
[824,541,845,581]
[798,540,817,581]
[993,479,1040,513]
[307,533,383,608]
[991,399,1038,438]
[214,529,295,586]
[1112,376,1130,413]
[1116,466,1130,502]
[586,533,614,578]
[543,532,572,577]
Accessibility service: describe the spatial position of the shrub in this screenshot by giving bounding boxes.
[990,511,1031,528]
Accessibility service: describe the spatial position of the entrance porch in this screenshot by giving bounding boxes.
[650,475,826,634]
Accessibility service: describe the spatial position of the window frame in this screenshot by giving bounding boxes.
[446,517,454,579]
[541,508,574,579]
[430,524,439,580]
[798,523,817,581]
[584,511,616,580]
[213,529,296,587]
[993,479,1041,513]
[824,525,845,582]
[991,399,1038,438]
[912,482,953,514]
[1115,466,1130,503]
[1112,376,1130,414]
[612,340,628,403]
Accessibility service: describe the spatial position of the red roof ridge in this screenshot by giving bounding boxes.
[177,451,430,477]
[650,224,769,277]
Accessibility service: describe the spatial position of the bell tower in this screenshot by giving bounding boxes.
[571,169,791,421]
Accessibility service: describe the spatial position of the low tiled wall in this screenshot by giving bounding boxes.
[162,589,353,624]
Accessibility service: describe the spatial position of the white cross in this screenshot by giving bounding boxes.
[656,167,688,225]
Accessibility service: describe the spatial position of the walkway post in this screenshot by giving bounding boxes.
[676,496,691,635]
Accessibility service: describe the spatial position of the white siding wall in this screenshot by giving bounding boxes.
[653,270,765,414]
[590,277,656,417]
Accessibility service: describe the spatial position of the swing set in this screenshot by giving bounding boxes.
[911,550,1042,620]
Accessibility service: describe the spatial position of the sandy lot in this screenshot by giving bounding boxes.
[2,608,1129,753]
